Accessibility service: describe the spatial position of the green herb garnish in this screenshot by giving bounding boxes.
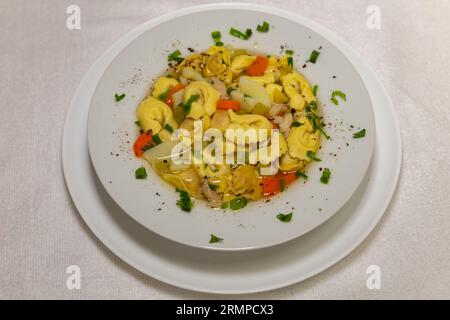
[353,128,366,139]
[320,168,331,184]
[229,27,252,40]
[220,202,229,209]
[164,123,173,133]
[256,21,269,33]
[285,49,294,55]
[182,94,200,114]
[229,197,248,210]
[114,93,126,102]
[292,121,302,127]
[309,50,320,63]
[209,233,223,243]
[211,30,221,40]
[215,41,224,46]
[208,183,219,191]
[135,167,147,179]
[279,178,286,192]
[305,101,330,140]
[313,85,318,96]
[276,212,293,223]
[331,90,347,105]
[134,120,141,126]
[295,171,308,180]
[158,88,170,101]
[168,49,183,62]
[307,151,321,162]
[226,87,236,98]
[152,134,162,145]
[176,189,193,212]
[287,56,293,67]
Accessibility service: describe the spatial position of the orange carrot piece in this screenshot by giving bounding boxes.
[133,132,153,157]
[217,99,240,110]
[246,56,269,76]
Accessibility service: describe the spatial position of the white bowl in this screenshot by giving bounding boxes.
[87,3,375,251]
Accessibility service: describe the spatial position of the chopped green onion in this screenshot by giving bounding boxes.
[295,171,308,180]
[331,90,347,105]
[313,85,318,96]
[164,123,173,133]
[209,233,223,243]
[292,121,302,127]
[152,134,162,145]
[135,167,147,179]
[215,41,224,47]
[211,30,221,40]
[226,87,236,98]
[320,168,331,184]
[114,93,126,102]
[307,151,321,162]
[309,50,320,63]
[220,202,229,209]
[176,189,193,212]
[287,56,293,67]
[134,120,141,126]
[256,21,270,33]
[276,212,293,223]
[285,49,294,55]
[168,49,183,62]
[229,27,252,40]
[353,128,366,139]
[182,94,200,114]
[305,102,330,140]
[158,88,170,101]
[229,197,248,210]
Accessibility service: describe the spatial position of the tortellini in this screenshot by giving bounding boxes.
[266,84,289,104]
[282,71,317,111]
[204,46,233,83]
[227,110,272,138]
[136,96,178,135]
[151,77,179,98]
[162,167,203,198]
[195,164,231,193]
[286,117,320,160]
[183,81,220,120]
[230,55,257,75]
[226,165,262,200]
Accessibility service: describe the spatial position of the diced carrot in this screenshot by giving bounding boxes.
[262,171,298,196]
[133,132,153,157]
[272,123,279,129]
[165,83,185,107]
[217,99,240,110]
[246,56,269,76]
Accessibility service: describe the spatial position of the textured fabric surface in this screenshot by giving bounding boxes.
[1,0,449,299]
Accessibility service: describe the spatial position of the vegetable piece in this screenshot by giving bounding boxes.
[164,83,185,107]
[262,171,297,196]
[285,49,294,55]
[168,50,183,62]
[287,56,293,67]
[238,77,271,107]
[256,21,269,32]
[152,133,162,145]
[176,189,193,212]
[276,212,293,222]
[182,94,200,114]
[331,90,347,105]
[246,56,269,76]
[115,93,126,102]
[229,27,252,40]
[353,128,366,139]
[209,234,223,243]
[309,50,320,63]
[295,171,308,180]
[313,85,318,96]
[135,167,147,179]
[133,132,153,157]
[211,30,222,46]
[306,150,321,162]
[220,202,229,209]
[217,99,240,110]
[229,197,248,210]
[164,123,173,133]
[320,168,331,184]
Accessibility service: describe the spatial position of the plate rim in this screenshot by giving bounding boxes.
[62,2,402,294]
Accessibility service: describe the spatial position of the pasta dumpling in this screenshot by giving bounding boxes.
[136,96,178,134]
[286,117,320,160]
[183,81,220,119]
[151,77,179,98]
[230,55,257,75]
[282,71,316,111]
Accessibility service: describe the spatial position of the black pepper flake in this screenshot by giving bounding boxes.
[302,64,307,68]
[332,75,337,79]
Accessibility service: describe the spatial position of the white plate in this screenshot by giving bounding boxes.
[63,3,400,294]
[87,3,375,251]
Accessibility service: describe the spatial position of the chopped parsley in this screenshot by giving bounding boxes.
[276,212,293,223]
[320,168,331,184]
[292,121,302,127]
[209,233,223,243]
[307,151,321,162]
[158,88,170,101]
[256,21,270,33]
[135,167,147,179]
[229,197,248,210]
[285,49,294,55]
[331,90,347,105]
[309,50,320,63]
[168,49,183,62]
[152,134,162,145]
[353,128,366,139]
[229,27,252,40]
[114,93,126,102]
[164,123,173,133]
[182,94,200,114]
[176,189,193,212]
[313,85,318,96]
[211,30,223,46]
[295,171,308,180]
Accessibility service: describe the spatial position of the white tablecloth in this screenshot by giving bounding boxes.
[1,0,449,299]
